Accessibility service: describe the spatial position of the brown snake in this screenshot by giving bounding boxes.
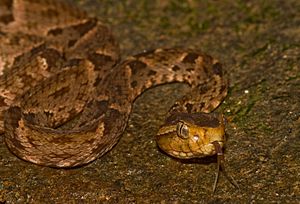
[0,0,237,191]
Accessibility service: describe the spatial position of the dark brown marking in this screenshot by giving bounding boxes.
[212,62,223,76]
[93,76,102,87]
[68,39,77,47]
[203,55,213,64]
[72,19,97,37]
[88,53,114,68]
[0,96,6,106]
[182,53,199,63]
[71,19,97,36]
[44,111,54,118]
[0,14,14,24]
[199,85,209,95]
[220,84,227,93]
[131,80,138,88]
[48,86,70,99]
[64,19,98,48]
[186,68,194,72]
[200,102,205,109]
[65,58,82,67]
[48,28,63,36]
[0,0,13,9]
[94,100,108,112]
[165,112,221,128]
[102,108,125,136]
[185,103,193,113]
[127,60,147,75]
[5,106,22,128]
[147,70,157,76]
[0,0,13,24]
[13,44,47,66]
[172,65,181,72]
[202,65,208,75]
[40,48,63,68]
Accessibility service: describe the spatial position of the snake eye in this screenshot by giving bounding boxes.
[176,121,189,139]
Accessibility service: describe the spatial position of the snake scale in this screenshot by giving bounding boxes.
[0,0,237,191]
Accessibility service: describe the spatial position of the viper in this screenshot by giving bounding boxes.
[0,0,237,192]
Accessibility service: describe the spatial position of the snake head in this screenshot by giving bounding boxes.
[156,112,225,159]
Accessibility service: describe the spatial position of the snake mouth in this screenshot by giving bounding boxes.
[165,150,197,159]
[212,141,224,157]
[163,140,224,160]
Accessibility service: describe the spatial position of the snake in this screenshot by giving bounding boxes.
[0,0,237,191]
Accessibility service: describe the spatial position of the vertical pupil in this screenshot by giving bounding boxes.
[181,125,187,136]
[177,122,188,138]
[179,125,183,135]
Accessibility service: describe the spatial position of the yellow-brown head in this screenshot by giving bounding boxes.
[156,112,225,159]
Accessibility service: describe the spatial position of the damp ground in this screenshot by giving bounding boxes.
[0,0,299,203]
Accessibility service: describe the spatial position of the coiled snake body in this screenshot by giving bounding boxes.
[0,0,236,191]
